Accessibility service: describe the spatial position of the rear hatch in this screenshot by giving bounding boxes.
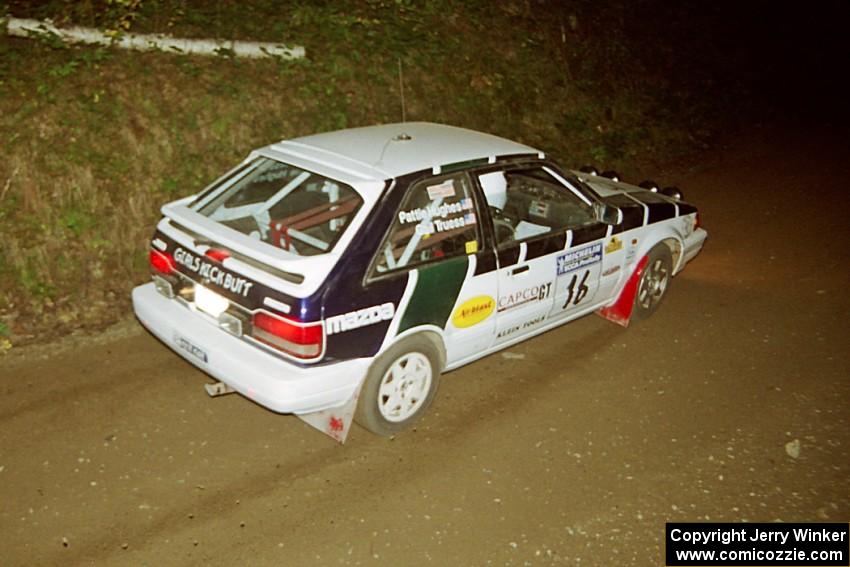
[147,155,371,362]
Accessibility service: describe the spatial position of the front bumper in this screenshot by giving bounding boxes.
[679,227,708,270]
[132,282,369,414]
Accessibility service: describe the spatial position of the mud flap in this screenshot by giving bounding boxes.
[296,387,362,444]
[596,255,648,327]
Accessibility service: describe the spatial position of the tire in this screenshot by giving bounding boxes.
[355,335,442,437]
[632,244,673,321]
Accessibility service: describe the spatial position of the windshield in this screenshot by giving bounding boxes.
[191,157,363,256]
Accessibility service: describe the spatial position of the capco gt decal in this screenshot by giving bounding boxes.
[173,247,255,297]
[498,282,552,312]
[556,243,602,276]
[326,303,395,335]
[452,295,496,328]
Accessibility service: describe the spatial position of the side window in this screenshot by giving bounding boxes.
[478,166,596,248]
[372,174,480,274]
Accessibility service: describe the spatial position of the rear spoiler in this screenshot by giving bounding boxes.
[168,220,305,284]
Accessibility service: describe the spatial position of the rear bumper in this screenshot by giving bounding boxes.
[132,282,369,414]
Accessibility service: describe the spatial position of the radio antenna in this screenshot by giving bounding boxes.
[398,57,406,123]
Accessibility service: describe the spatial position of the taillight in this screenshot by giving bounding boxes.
[694,212,701,230]
[205,248,230,262]
[149,249,176,275]
[252,311,323,360]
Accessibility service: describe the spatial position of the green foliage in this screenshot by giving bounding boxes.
[61,208,96,237]
[0,0,735,343]
[19,261,56,300]
[49,59,79,78]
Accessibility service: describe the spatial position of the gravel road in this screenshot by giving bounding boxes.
[1,121,847,566]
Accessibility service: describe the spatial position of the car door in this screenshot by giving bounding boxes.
[476,164,601,346]
[368,172,500,365]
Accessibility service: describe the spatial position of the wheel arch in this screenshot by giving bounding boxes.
[379,324,448,372]
[631,223,685,275]
[659,237,684,273]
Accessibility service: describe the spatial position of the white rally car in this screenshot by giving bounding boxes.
[132,122,707,442]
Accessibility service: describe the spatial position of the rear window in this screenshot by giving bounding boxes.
[191,157,363,256]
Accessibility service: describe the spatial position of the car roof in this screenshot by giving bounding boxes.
[266,122,542,181]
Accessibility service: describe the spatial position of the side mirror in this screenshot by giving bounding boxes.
[597,204,623,225]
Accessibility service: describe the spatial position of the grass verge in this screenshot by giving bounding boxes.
[0,1,735,347]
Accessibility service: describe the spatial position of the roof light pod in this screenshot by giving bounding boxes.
[579,165,599,176]
[639,180,660,192]
[661,186,684,200]
[600,170,621,182]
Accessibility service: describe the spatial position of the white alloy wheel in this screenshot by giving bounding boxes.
[637,256,669,311]
[355,335,442,437]
[377,352,433,422]
[632,244,673,321]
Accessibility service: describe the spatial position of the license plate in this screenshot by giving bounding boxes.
[195,284,229,318]
[173,333,208,363]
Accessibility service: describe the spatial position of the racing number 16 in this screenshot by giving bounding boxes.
[563,270,590,309]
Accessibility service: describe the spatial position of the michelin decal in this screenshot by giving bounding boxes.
[557,244,602,276]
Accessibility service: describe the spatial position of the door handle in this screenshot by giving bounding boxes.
[510,265,529,276]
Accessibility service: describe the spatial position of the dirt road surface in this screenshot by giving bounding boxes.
[1,122,848,566]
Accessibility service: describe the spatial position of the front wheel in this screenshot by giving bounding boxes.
[632,244,672,320]
[355,335,442,437]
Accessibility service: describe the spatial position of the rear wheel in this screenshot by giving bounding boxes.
[632,244,672,320]
[355,336,441,437]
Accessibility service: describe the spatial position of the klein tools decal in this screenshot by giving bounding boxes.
[497,282,552,313]
[604,237,623,254]
[452,295,496,328]
[173,247,254,297]
[496,313,546,339]
[325,303,395,335]
[556,243,602,276]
